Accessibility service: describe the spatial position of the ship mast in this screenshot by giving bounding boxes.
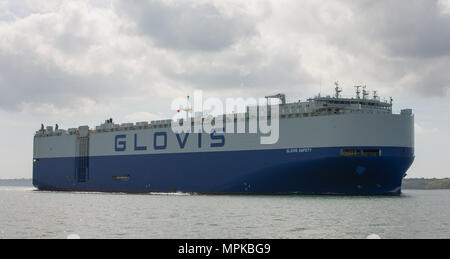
[362,85,369,100]
[354,85,362,99]
[334,81,342,98]
[178,95,192,119]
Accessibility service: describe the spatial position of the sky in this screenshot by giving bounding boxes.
[0,0,449,179]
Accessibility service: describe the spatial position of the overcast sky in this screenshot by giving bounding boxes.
[1,0,449,179]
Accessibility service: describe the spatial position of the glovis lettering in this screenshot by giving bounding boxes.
[114,132,225,152]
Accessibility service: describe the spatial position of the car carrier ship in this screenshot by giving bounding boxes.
[33,84,415,195]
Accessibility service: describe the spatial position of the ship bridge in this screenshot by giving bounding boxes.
[277,83,394,118]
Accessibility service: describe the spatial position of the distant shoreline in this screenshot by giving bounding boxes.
[0,179,33,187]
[402,178,450,190]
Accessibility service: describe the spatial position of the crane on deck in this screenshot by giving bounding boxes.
[265,93,286,105]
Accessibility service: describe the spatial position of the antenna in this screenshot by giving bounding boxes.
[319,76,322,96]
[334,81,342,98]
[178,95,192,119]
[362,85,369,100]
[354,85,361,99]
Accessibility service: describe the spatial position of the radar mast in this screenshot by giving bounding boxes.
[362,85,369,100]
[334,81,342,98]
[354,85,362,99]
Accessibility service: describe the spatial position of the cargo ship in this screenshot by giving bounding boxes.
[33,84,415,195]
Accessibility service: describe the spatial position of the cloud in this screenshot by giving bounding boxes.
[115,0,258,52]
[164,39,315,93]
[0,1,173,111]
[112,0,315,94]
[345,0,450,96]
[340,0,450,59]
[1,0,450,116]
[265,0,450,97]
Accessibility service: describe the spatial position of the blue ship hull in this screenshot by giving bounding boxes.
[33,146,414,195]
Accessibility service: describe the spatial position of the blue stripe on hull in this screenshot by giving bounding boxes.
[33,147,414,195]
